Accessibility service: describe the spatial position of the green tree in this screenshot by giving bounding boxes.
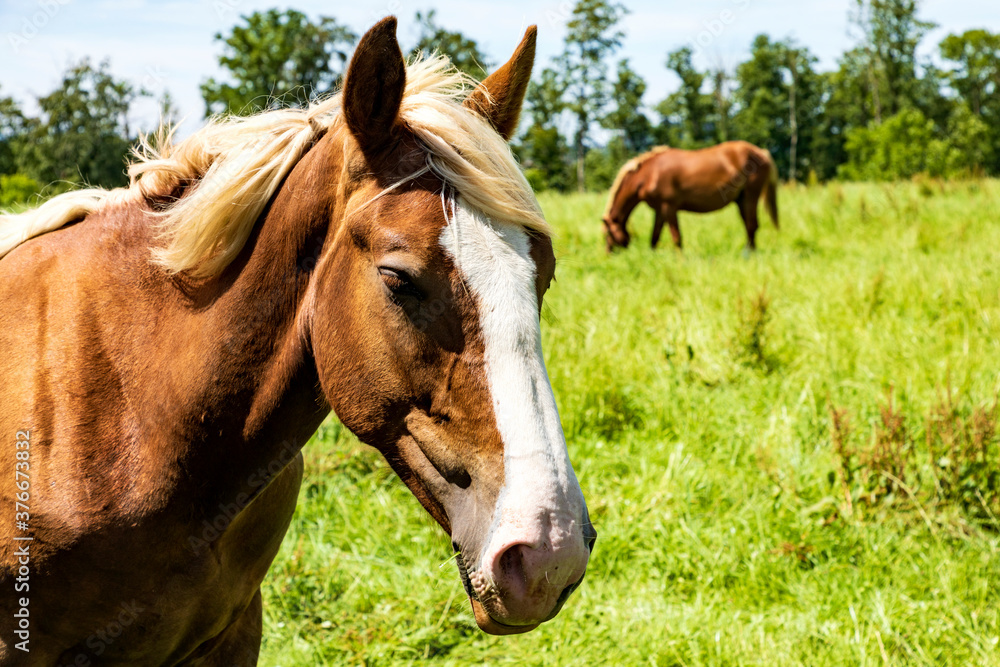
[657,47,714,148]
[710,69,733,143]
[525,68,567,129]
[939,29,1000,117]
[601,59,652,153]
[583,136,630,191]
[558,0,628,191]
[840,108,935,180]
[732,36,786,155]
[0,173,40,207]
[851,0,936,117]
[840,105,989,180]
[939,102,994,174]
[911,61,952,128]
[411,10,491,80]
[516,125,573,191]
[731,36,822,181]
[812,48,877,180]
[0,88,27,177]
[19,59,146,189]
[782,45,824,182]
[201,9,357,117]
[514,68,571,191]
[940,29,1000,172]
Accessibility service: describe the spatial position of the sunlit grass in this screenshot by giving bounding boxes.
[260,180,1000,666]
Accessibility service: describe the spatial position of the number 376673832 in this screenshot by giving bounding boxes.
[15,430,30,529]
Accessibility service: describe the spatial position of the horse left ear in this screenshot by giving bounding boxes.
[343,17,406,157]
[464,25,537,141]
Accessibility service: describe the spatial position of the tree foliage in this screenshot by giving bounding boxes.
[18,59,146,189]
[4,3,1000,202]
[201,9,357,117]
[557,0,628,191]
[0,173,39,207]
[731,36,823,181]
[0,87,26,177]
[657,47,715,148]
[602,59,652,153]
[515,68,572,191]
[840,105,990,180]
[851,0,936,118]
[516,0,982,190]
[940,30,1000,117]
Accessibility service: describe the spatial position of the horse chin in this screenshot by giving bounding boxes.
[470,597,539,636]
[455,548,541,635]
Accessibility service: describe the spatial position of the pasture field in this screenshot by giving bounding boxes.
[259,180,1000,666]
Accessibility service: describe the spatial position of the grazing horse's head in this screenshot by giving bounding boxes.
[308,19,594,634]
[602,214,631,251]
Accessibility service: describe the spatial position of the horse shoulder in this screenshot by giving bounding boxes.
[639,155,677,203]
[0,205,183,539]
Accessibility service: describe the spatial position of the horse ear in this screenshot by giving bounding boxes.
[464,25,537,141]
[343,17,406,156]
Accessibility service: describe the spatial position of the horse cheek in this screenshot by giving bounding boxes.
[311,264,408,443]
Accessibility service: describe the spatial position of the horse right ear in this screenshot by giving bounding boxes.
[464,25,537,141]
[343,17,406,157]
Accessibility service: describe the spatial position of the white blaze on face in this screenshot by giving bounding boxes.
[440,197,587,582]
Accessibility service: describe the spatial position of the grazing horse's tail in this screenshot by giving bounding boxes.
[762,149,779,229]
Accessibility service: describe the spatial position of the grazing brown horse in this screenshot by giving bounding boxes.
[0,18,595,665]
[602,141,779,252]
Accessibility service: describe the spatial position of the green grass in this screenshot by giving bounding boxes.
[259,180,1000,666]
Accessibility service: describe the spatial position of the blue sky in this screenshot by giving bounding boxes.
[3,0,998,136]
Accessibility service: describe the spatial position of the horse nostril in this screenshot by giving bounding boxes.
[498,543,525,578]
[586,534,596,553]
[492,542,534,600]
[451,469,472,489]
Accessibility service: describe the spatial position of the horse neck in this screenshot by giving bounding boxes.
[167,131,348,503]
[608,168,642,225]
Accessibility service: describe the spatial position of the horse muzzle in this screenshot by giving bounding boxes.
[454,509,596,634]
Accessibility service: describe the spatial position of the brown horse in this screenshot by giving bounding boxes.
[0,19,595,665]
[602,141,779,252]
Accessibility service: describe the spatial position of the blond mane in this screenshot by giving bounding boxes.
[0,56,547,278]
[603,146,671,219]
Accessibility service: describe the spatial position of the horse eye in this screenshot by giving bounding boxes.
[379,267,423,300]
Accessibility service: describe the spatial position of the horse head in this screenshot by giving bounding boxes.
[307,18,595,634]
[602,214,631,251]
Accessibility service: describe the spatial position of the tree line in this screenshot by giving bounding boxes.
[518,0,999,191]
[1,1,997,205]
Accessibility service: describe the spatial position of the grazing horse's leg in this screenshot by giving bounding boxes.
[737,190,760,251]
[666,209,682,250]
[651,209,666,249]
[653,205,682,250]
[182,589,263,666]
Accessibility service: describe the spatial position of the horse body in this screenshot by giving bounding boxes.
[0,19,593,665]
[0,137,336,664]
[602,141,779,251]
